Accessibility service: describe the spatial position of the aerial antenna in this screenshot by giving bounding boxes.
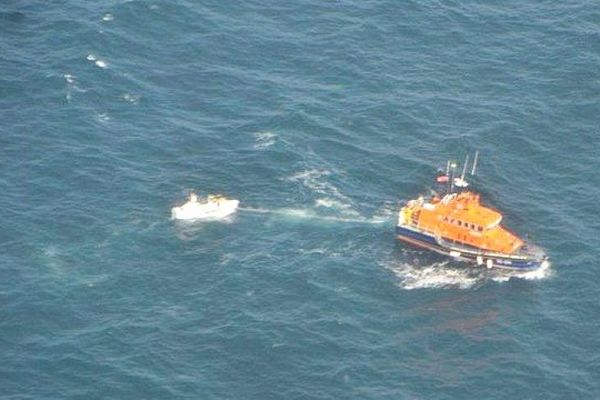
[471,150,479,175]
[460,154,469,181]
[445,160,451,193]
[449,161,457,192]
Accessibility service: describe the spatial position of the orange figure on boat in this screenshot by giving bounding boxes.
[396,152,549,270]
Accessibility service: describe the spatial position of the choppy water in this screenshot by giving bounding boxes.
[2,1,599,398]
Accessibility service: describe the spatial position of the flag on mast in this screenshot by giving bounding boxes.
[436,160,450,183]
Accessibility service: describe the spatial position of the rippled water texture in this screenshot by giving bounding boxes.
[1,1,599,398]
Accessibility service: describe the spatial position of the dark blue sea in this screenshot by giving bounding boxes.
[2,1,599,398]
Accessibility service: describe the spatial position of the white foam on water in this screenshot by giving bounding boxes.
[370,201,397,224]
[237,207,271,214]
[39,245,68,274]
[173,212,238,241]
[173,222,208,242]
[315,198,339,208]
[520,261,553,280]
[253,131,276,149]
[219,253,237,266]
[387,261,481,290]
[239,206,314,219]
[314,197,361,217]
[102,13,114,21]
[287,169,334,194]
[385,257,552,290]
[265,207,345,223]
[277,208,315,219]
[64,74,74,102]
[44,245,59,258]
[95,112,110,123]
[122,93,140,104]
[489,261,553,283]
[86,53,108,68]
[297,247,329,255]
[238,206,383,224]
[287,169,360,217]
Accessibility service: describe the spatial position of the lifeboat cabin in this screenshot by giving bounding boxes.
[396,191,547,270]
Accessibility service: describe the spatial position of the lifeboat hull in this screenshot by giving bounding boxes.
[396,224,548,271]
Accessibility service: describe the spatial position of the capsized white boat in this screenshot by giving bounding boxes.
[171,193,239,220]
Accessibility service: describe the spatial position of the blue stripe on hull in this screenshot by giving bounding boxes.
[395,225,437,245]
[396,225,545,271]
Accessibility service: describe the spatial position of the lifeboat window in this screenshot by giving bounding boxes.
[458,221,462,227]
[470,223,476,230]
[477,226,483,232]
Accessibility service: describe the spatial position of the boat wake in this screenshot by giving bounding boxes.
[286,169,359,214]
[238,207,388,225]
[387,260,483,290]
[385,258,552,290]
[63,74,87,103]
[265,168,396,225]
[253,131,277,150]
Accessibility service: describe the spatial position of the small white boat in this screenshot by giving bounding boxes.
[171,193,239,221]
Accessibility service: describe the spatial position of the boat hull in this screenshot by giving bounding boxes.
[171,199,240,220]
[396,224,547,271]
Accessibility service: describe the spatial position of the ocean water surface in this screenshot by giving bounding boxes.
[1,0,599,398]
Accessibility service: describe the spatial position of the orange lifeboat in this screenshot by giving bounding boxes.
[397,156,548,270]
